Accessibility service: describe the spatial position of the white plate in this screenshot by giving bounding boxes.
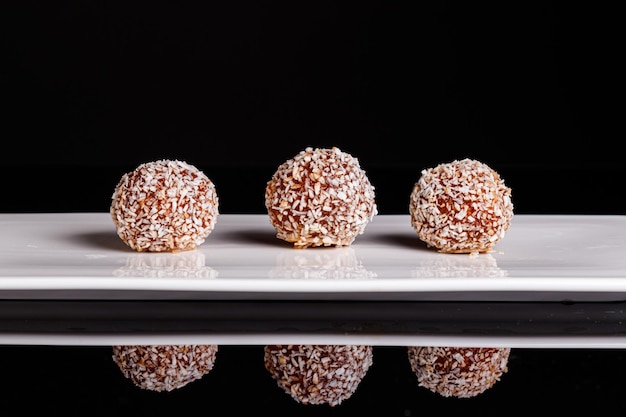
[1,213,626,301]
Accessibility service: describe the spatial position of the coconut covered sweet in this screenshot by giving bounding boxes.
[409,158,513,254]
[265,147,377,248]
[110,159,219,252]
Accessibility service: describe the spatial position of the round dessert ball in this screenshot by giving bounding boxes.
[264,344,374,406]
[110,159,219,252]
[265,147,377,248]
[407,346,510,398]
[112,344,219,392]
[409,158,513,253]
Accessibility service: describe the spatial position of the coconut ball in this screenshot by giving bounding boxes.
[265,147,377,248]
[264,344,374,406]
[409,158,513,253]
[407,346,510,398]
[112,344,219,392]
[110,159,219,252]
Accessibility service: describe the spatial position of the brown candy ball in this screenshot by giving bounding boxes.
[265,147,377,248]
[110,159,219,252]
[409,158,513,253]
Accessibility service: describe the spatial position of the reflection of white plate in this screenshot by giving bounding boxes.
[4,333,626,349]
[1,213,626,301]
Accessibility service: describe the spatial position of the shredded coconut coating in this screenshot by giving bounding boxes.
[265,147,377,248]
[264,344,373,406]
[110,159,219,252]
[407,346,510,398]
[112,344,218,392]
[409,158,513,254]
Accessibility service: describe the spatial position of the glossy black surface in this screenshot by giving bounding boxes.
[2,300,626,338]
[1,300,625,415]
[1,345,625,415]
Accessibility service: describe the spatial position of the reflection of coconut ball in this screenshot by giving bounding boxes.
[112,345,218,392]
[409,159,513,254]
[111,159,219,252]
[407,346,510,398]
[113,252,218,279]
[264,344,374,406]
[410,253,507,279]
[269,247,377,280]
[265,147,377,248]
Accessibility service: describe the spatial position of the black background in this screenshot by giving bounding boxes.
[1,1,622,215]
[1,1,625,415]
